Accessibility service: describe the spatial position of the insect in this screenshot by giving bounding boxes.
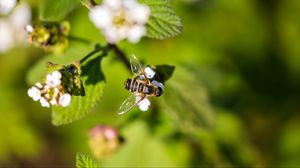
[118,55,164,115]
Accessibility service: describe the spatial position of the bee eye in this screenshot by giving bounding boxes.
[67,65,77,74]
[156,87,163,97]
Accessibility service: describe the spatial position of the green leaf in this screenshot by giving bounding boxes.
[52,54,106,125]
[39,0,80,21]
[141,0,183,39]
[27,45,106,126]
[160,65,215,132]
[76,153,100,168]
[154,65,175,83]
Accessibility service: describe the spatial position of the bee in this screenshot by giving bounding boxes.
[118,55,163,115]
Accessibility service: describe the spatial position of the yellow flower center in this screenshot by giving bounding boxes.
[113,14,127,28]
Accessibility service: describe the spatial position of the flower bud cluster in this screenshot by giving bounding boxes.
[27,71,71,108]
[88,125,122,159]
[25,21,70,54]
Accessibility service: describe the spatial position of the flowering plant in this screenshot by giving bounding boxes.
[22,0,185,166]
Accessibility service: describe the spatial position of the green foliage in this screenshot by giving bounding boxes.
[154,65,175,83]
[141,0,183,39]
[39,0,81,21]
[27,45,106,126]
[52,54,106,125]
[101,121,189,167]
[0,86,41,161]
[160,66,215,131]
[76,153,99,168]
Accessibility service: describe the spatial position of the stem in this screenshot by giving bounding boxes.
[68,35,91,45]
[81,0,97,9]
[107,44,131,71]
[80,44,106,64]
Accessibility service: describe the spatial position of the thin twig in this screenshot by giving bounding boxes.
[81,0,97,9]
[80,44,105,64]
[68,35,91,45]
[107,44,131,71]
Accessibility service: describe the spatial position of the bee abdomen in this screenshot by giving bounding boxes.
[125,78,132,90]
[132,80,139,92]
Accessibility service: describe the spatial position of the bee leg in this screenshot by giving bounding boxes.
[136,94,146,104]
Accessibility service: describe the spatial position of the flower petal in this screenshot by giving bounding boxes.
[89,6,113,29]
[28,86,41,101]
[144,67,156,79]
[126,1,150,24]
[137,98,150,111]
[0,0,17,15]
[59,93,71,107]
[40,97,50,108]
[127,25,146,43]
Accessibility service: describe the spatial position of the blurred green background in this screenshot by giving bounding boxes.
[1,0,300,167]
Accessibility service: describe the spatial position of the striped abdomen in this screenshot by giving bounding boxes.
[125,78,161,96]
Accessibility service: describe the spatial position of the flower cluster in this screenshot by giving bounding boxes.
[0,2,31,53]
[137,67,164,112]
[27,71,71,108]
[25,21,70,54]
[89,0,150,44]
[88,125,123,159]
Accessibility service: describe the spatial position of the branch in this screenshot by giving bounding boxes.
[68,35,91,45]
[107,44,131,71]
[80,44,106,64]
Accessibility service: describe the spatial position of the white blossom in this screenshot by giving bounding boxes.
[46,71,62,87]
[50,98,57,105]
[25,24,33,33]
[0,20,14,52]
[0,0,17,15]
[27,86,41,101]
[144,67,155,79]
[59,93,71,107]
[0,2,31,53]
[28,70,73,108]
[35,82,42,89]
[89,0,150,44]
[40,97,50,108]
[152,80,164,91]
[137,97,150,111]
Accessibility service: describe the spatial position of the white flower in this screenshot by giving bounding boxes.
[50,98,57,105]
[35,82,42,88]
[40,97,50,108]
[46,71,62,87]
[89,0,150,44]
[59,93,71,107]
[0,20,14,52]
[144,67,155,79]
[152,80,164,91]
[0,0,17,15]
[25,24,33,33]
[27,86,41,101]
[136,97,150,111]
[0,2,31,53]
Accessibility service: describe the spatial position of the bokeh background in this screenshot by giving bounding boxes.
[1,0,300,167]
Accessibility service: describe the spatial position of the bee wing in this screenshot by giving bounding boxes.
[118,94,140,115]
[130,55,143,75]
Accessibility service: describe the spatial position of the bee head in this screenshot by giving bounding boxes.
[155,86,163,97]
